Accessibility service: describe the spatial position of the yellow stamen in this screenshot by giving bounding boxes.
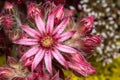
[41,36,53,47]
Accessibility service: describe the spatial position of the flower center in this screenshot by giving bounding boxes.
[41,36,53,48]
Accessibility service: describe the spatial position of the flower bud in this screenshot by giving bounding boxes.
[3,15,15,29]
[77,15,94,36]
[80,35,102,56]
[0,67,14,80]
[82,35,102,48]
[67,53,96,77]
[7,57,17,68]
[55,5,64,20]
[8,28,21,41]
[53,5,64,20]
[4,1,15,14]
[27,2,42,19]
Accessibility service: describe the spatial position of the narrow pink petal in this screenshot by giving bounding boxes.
[13,38,38,46]
[58,30,76,42]
[21,46,39,61]
[35,15,45,34]
[56,44,77,54]
[46,12,54,33]
[50,71,59,80]
[53,17,69,35]
[21,25,40,38]
[32,49,45,72]
[52,48,68,68]
[44,51,52,74]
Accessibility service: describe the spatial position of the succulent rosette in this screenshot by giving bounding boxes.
[13,2,100,77]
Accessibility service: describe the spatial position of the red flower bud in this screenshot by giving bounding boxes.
[77,15,94,36]
[3,16,15,29]
[8,28,21,41]
[67,53,96,77]
[80,35,102,56]
[27,2,42,19]
[4,1,15,14]
[82,35,102,48]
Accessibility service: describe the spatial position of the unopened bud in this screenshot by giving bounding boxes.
[77,15,94,36]
[8,28,21,41]
[27,2,42,19]
[4,1,15,14]
[3,16,15,29]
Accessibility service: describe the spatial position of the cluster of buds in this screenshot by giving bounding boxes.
[76,0,120,65]
[0,57,30,80]
[0,57,61,80]
[66,16,102,56]
[0,0,102,79]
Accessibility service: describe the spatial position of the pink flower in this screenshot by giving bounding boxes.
[14,5,77,74]
[13,5,97,77]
